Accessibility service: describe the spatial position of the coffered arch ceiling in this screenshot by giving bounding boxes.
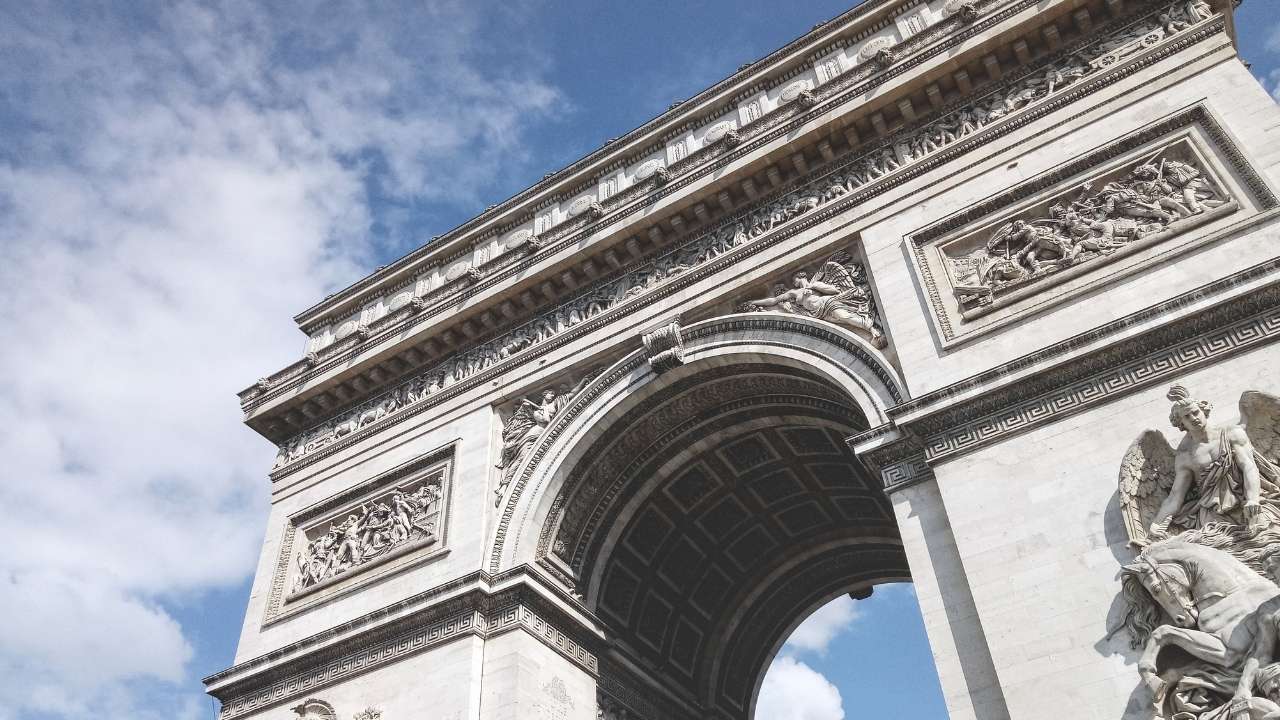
[540,361,909,718]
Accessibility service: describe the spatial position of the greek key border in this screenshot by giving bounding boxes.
[921,285,1280,464]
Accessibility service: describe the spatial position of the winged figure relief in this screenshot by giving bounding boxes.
[494,372,598,507]
[1118,385,1280,547]
[745,252,886,347]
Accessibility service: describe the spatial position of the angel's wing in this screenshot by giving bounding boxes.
[1117,429,1177,546]
[814,260,857,291]
[1240,391,1280,465]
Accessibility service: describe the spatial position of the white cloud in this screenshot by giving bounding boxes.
[756,657,845,720]
[783,595,862,656]
[0,1,561,717]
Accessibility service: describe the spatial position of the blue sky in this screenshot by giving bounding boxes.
[0,2,1276,719]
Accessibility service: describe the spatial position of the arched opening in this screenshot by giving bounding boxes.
[490,314,928,719]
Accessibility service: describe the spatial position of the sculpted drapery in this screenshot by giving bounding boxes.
[1117,386,1280,719]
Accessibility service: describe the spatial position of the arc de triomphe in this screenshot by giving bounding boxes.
[204,0,1280,718]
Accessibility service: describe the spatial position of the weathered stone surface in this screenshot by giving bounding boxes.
[205,1,1280,718]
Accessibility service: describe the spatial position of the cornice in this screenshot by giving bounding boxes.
[241,0,1035,409]
[867,254,1280,492]
[254,1,1223,471]
[288,0,939,330]
[204,564,603,719]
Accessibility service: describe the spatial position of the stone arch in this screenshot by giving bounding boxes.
[488,312,905,575]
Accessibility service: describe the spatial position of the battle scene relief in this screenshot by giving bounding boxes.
[288,471,446,599]
[941,138,1232,314]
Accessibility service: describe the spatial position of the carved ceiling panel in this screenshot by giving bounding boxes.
[539,363,905,714]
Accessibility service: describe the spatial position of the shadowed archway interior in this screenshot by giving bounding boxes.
[538,361,910,718]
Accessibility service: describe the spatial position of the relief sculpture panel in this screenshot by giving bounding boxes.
[1115,385,1280,719]
[263,452,452,622]
[907,104,1271,344]
[943,140,1230,313]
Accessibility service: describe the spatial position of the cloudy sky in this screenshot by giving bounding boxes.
[0,1,1276,718]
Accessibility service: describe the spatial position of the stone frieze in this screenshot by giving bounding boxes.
[269,0,1221,473]
[941,138,1231,314]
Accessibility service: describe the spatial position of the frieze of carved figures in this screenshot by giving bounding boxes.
[1114,385,1280,719]
[495,372,599,506]
[943,140,1229,310]
[742,252,886,348]
[290,477,444,595]
[352,709,381,720]
[270,0,1217,471]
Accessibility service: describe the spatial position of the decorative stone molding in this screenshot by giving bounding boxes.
[267,3,1227,476]
[640,320,684,374]
[490,314,905,575]
[263,448,453,623]
[869,262,1280,495]
[291,699,336,720]
[237,0,1040,407]
[212,572,600,720]
[908,102,1269,343]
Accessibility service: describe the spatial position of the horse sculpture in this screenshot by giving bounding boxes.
[1120,531,1280,718]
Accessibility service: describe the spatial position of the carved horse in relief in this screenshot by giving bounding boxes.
[1121,535,1280,716]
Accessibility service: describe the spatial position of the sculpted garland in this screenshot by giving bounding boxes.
[271,0,1215,471]
[1116,385,1280,719]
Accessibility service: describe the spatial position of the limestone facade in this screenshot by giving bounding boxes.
[205,0,1280,717]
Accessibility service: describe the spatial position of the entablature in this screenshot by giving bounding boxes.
[242,0,1237,456]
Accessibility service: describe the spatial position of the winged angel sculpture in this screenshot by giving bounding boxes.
[746,253,886,347]
[1116,385,1280,719]
[494,374,597,507]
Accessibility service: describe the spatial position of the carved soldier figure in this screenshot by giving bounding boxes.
[1155,158,1222,215]
[1130,163,1194,218]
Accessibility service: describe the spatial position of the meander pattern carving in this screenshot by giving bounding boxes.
[268,0,1220,474]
